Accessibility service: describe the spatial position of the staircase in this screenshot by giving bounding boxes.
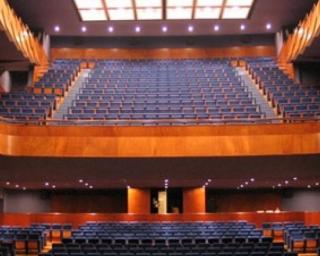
[236,67,278,120]
[52,69,91,120]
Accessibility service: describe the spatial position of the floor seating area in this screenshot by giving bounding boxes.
[0,226,47,255]
[63,59,266,125]
[246,58,320,119]
[262,222,320,253]
[0,221,318,256]
[42,221,293,256]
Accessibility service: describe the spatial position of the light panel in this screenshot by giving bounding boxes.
[79,9,107,21]
[167,0,194,7]
[167,7,193,19]
[106,0,133,8]
[136,8,162,20]
[135,0,162,8]
[197,0,224,6]
[108,8,135,20]
[222,7,250,19]
[225,0,254,6]
[74,0,103,9]
[195,7,221,19]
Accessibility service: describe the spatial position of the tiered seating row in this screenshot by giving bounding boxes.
[33,59,81,96]
[246,58,320,120]
[0,92,56,121]
[64,59,265,124]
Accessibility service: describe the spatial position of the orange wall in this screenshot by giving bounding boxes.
[1,212,319,228]
[128,188,151,214]
[51,46,276,60]
[183,188,206,213]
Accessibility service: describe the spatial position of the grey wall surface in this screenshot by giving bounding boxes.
[281,190,320,212]
[3,190,51,213]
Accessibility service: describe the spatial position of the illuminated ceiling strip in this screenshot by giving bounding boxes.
[74,0,254,21]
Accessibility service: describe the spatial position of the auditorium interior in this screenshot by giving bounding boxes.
[0,0,320,256]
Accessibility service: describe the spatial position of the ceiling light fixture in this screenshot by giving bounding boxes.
[54,25,60,32]
[240,24,246,31]
[108,26,114,32]
[81,26,87,32]
[162,26,168,32]
[266,23,272,30]
[135,26,141,32]
[214,25,220,31]
[188,25,194,32]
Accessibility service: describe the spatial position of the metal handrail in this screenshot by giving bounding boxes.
[0,116,318,127]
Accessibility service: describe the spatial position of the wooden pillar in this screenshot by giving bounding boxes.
[127,188,151,214]
[183,187,206,213]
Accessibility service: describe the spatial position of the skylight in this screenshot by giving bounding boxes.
[74,0,254,21]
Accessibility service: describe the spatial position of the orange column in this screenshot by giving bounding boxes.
[183,187,206,213]
[127,188,151,214]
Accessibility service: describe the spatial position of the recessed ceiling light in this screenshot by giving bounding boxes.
[214,25,220,31]
[127,185,131,189]
[22,187,26,191]
[45,182,50,186]
[240,24,246,31]
[85,182,89,186]
[316,182,319,186]
[293,177,298,181]
[277,183,282,187]
[250,178,255,182]
[108,26,114,32]
[202,185,206,188]
[135,26,141,32]
[162,26,168,32]
[164,179,169,183]
[188,25,194,32]
[205,182,209,186]
[54,25,60,32]
[285,180,289,185]
[74,0,104,9]
[208,179,212,182]
[52,185,56,189]
[307,185,311,189]
[89,185,93,189]
[81,26,87,32]
[79,179,84,183]
[6,181,10,186]
[266,23,272,30]
[15,184,20,188]
[240,184,244,188]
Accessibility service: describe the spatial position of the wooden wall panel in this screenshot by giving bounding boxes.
[183,188,206,213]
[51,46,276,60]
[128,188,151,214]
[0,123,319,157]
[0,212,316,228]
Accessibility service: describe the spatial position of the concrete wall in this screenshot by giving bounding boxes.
[0,71,12,93]
[281,190,320,212]
[3,190,51,213]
